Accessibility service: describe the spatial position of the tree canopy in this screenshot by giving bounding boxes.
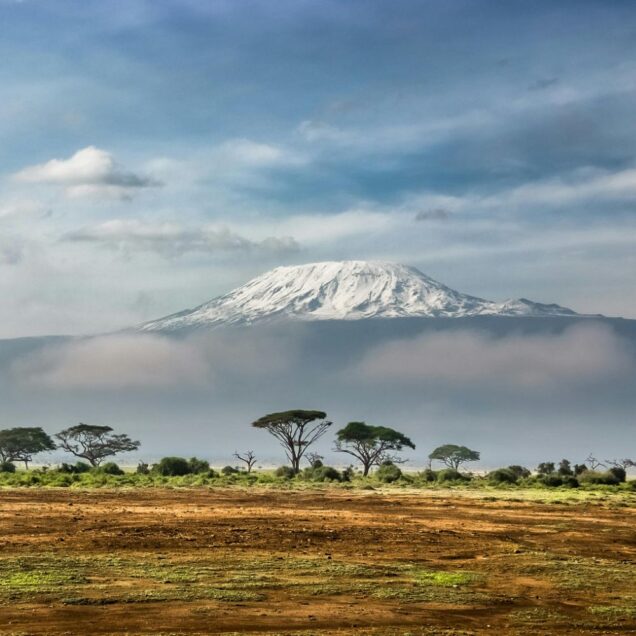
[428,444,480,470]
[335,421,415,476]
[55,424,140,467]
[252,410,331,473]
[0,427,55,469]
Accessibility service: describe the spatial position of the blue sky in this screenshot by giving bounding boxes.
[2,0,636,336]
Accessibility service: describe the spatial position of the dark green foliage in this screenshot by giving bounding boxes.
[488,468,519,484]
[304,465,342,482]
[578,470,620,485]
[0,461,16,473]
[274,465,296,479]
[436,468,469,483]
[429,445,479,470]
[98,462,124,475]
[55,423,140,467]
[539,474,563,487]
[136,462,150,475]
[628,480,636,491]
[608,466,627,483]
[341,466,354,482]
[0,427,56,469]
[557,459,573,476]
[188,457,210,474]
[537,462,555,475]
[375,462,402,483]
[154,457,191,476]
[252,410,331,473]
[574,464,588,476]
[58,461,91,474]
[418,468,437,482]
[507,465,531,479]
[221,465,238,475]
[335,421,415,476]
[562,476,580,488]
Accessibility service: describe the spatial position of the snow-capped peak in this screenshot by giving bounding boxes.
[138,260,579,331]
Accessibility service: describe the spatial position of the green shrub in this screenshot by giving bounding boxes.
[274,466,296,479]
[306,465,341,482]
[154,457,191,476]
[376,462,402,483]
[487,468,518,484]
[628,480,636,491]
[98,462,124,475]
[58,461,92,474]
[188,457,210,474]
[136,462,150,475]
[0,461,16,473]
[608,467,626,483]
[578,470,620,485]
[539,474,563,487]
[507,465,531,479]
[221,465,239,476]
[562,476,580,488]
[437,468,469,483]
[418,468,437,482]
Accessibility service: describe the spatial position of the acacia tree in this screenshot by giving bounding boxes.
[251,410,331,473]
[0,427,56,469]
[233,450,257,473]
[429,444,480,471]
[55,424,140,467]
[334,422,415,476]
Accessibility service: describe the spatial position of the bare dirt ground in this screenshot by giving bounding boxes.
[0,487,634,635]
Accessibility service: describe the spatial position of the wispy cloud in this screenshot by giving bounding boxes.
[65,219,300,257]
[13,146,160,200]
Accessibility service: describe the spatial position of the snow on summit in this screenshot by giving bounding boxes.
[139,261,578,332]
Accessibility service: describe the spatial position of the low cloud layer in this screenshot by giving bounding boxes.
[13,146,159,200]
[65,220,300,258]
[354,323,633,390]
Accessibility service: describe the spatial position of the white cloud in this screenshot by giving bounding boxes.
[65,219,300,257]
[13,334,211,389]
[13,146,159,200]
[354,323,633,390]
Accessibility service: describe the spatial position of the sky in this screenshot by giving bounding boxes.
[1,0,636,338]
[1,1,635,466]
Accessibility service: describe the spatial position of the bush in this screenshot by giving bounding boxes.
[418,468,437,482]
[0,461,16,473]
[58,461,91,474]
[341,466,354,482]
[99,462,124,475]
[188,457,210,474]
[539,474,563,487]
[154,457,191,476]
[221,465,239,476]
[507,465,531,479]
[274,466,296,479]
[303,465,342,481]
[562,476,580,488]
[608,467,627,483]
[376,462,402,483]
[578,470,620,485]
[136,462,150,475]
[437,468,469,483]
[487,468,518,484]
[628,480,636,491]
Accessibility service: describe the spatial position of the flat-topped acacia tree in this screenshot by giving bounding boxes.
[429,444,480,471]
[0,427,56,469]
[55,423,140,467]
[335,421,415,476]
[251,410,331,473]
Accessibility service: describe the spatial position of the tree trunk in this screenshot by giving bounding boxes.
[363,463,370,477]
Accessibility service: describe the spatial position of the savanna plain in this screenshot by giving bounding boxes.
[0,484,635,636]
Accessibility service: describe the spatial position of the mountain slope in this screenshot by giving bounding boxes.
[139,260,580,332]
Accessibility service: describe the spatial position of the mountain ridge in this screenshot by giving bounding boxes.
[138,260,584,332]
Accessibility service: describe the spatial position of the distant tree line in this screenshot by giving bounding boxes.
[0,410,633,490]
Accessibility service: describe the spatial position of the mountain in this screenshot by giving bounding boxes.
[138,260,581,332]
